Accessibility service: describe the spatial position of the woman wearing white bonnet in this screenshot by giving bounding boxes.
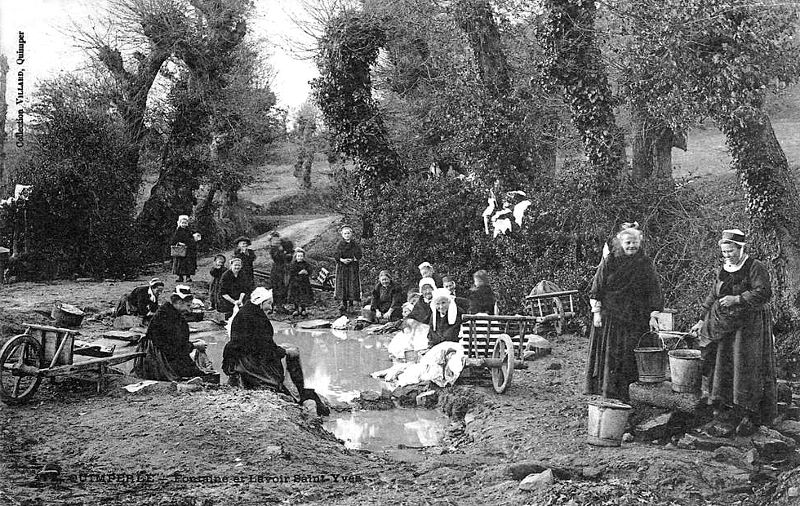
[690,228,777,436]
[428,288,463,346]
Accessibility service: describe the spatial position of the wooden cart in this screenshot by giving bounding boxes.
[524,289,579,336]
[457,314,541,394]
[0,324,144,404]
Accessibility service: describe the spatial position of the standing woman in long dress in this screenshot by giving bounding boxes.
[690,229,777,435]
[171,214,201,283]
[585,227,663,401]
[333,225,363,315]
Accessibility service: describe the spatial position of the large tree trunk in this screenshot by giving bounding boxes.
[453,0,510,96]
[631,103,686,180]
[540,0,626,195]
[718,107,800,326]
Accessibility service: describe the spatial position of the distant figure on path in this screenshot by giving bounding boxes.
[209,254,227,310]
[171,214,201,282]
[333,225,363,315]
[288,248,314,317]
[268,231,294,313]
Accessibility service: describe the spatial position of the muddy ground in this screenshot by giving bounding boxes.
[2,269,799,506]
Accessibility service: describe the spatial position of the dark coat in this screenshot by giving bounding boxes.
[209,266,227,310]
[370,281,404,319]
[288,260,314,306]
[223,301,286,389]
[219,270,251,316]
[233,249,256,291]
[269,239,294,305]
[171,227,197,276]
[334,239,363,301]
[133,302,203,380]
[407,297,432,325]
[468,285,496,314]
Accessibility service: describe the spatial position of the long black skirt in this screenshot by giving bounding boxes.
[584,313,648,402]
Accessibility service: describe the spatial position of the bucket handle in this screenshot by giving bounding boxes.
[635,331,663,350]
[665,332,692,351]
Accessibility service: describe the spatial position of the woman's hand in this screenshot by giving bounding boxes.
[193,233,201,241]
[340,258,352,264]
[649,315,660,332]
[299,269,308,275]
[592,313,602,328]
[690,320,704,335]
[719,295,739,307]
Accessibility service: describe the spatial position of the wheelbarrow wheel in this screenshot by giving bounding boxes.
[0,334,43,404]
[491,334,514,394]
[552,297,565,336]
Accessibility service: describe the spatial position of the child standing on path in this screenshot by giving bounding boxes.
[209,254,227,310]
[333,225,363,315]
[288,248,314,316]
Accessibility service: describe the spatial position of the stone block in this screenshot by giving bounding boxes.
[519,469,554,491]
[629,381,703,414]
[634,413,674,441]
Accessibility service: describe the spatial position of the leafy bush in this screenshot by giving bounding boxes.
[343,163,745,333]
[11,77,139,278]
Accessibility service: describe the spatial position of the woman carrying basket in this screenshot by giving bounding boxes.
[585,227,663,402]
[171,214,201,283]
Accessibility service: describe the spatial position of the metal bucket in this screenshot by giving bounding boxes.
[668,349,702,394]
[587,399,632,447]
[634,332,666,383]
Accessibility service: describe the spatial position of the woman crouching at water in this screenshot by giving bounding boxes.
[585,227,663,402]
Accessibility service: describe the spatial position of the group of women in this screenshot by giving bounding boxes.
[585,226,777,436]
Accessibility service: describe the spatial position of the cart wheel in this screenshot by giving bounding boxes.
[491,334,515,394]
[551,297,565,336]
[0,334,43,404]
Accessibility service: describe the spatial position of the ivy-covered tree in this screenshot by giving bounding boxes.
[621,0,800,325]
[311,10,405,188]
[539,0,626,195]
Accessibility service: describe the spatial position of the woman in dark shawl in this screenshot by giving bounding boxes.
[268,231,294,312]
[690,229,777,435]
[171,214,200,282]
[133,288,208,381]
[585,227,663,401]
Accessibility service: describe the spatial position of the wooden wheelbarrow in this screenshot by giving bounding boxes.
[0,324,143,404]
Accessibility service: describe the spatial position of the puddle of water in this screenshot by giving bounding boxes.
[197,323,394,403]
[116,320,449,451]
[324,408,447,451]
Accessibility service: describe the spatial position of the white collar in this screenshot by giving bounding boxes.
[723,253,749,273]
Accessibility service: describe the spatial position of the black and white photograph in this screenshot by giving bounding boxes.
[1,0,800,504]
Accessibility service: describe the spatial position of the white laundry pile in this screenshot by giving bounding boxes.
[331,315,349,330]
[372,319,430,382]
[396,341,466,388]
